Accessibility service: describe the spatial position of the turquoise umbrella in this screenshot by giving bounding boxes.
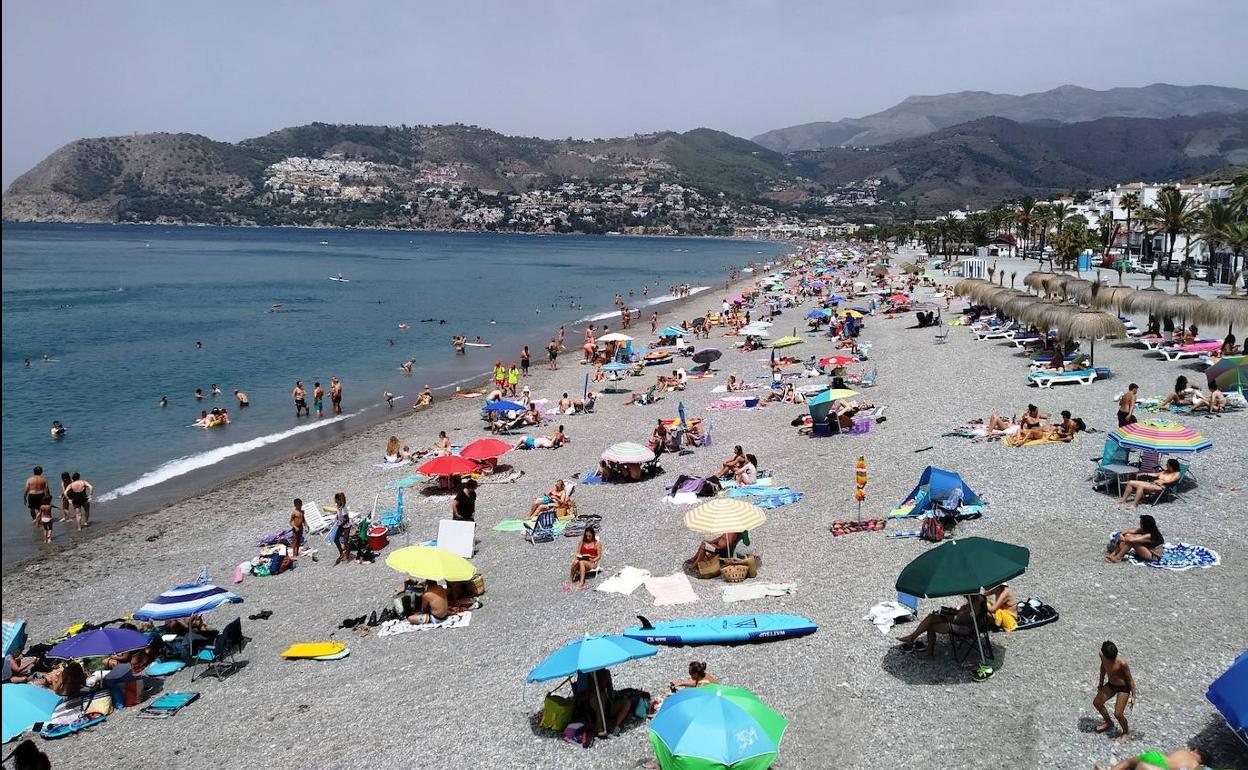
[527,634,659,736]
[649,685,788,770]
[2,683,62,743]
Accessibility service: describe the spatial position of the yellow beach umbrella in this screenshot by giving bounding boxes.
[839,309,864,318]
[684,498,767,534]
[385,546,475,581]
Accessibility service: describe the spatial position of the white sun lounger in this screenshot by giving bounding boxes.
[1138,336,1166,351]
[1158,345,1220,362]
[302,500,331,537]
[974,324,1017,341]
[1028,369,1097,388]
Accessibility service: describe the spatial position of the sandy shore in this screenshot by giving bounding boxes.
[4,247,1246,770]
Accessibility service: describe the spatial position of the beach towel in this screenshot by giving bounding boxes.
[722,582,796,603]
[597,567,651,595]
[1004,430,1071,447]
[385,474,429,490]
[578,472,609,485]
[864,601,915,634]
[754,491,804,509]
[1124,543,1220,571]
[493,519,568,534]
[711,384,762,393]
[644,573,699,606]
[830,519,886,536]
[377,611,473,636]
[725,482,779,496]
[373,459,410,470]
[706,400,748,411]
[664,492,702,505]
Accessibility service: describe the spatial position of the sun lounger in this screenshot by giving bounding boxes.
[973,323,1017,341]
[138,692,200,719]
[373,490,406,534]
[302,500,331,537]
[1157,341,1222,361]
[1027,368,1110,388]
[1138,336,1167,351]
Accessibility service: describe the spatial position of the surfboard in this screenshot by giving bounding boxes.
[621,614,817,646]
[463,342,491,347]
[281,641,347,659]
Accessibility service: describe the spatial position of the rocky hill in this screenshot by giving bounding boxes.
[753,83,1248,152]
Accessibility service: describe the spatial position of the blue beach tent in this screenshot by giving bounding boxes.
[898,466,983,516]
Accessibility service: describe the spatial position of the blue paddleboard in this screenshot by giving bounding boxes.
[621,614,817,646]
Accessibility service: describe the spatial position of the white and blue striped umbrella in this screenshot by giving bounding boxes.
[133,583,242,622]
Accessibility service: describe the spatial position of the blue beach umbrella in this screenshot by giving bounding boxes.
[526,634,658,682]
[133,583,242,622]
[2,683,63,743]
[804,309,830,320]
[49,627,150,660]
[601,361,632,372]
[660,326,687,338]
[678,401,686,427]
[649,685,788,770]
[482,400,525,413]
[1207,650,1248,746]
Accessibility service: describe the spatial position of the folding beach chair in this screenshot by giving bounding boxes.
[373,490,406,534]
[524,510,558,543]
[192,617,244,682]
[1145,463,1189,506]
[933,326,950,344]
[302,500,331,538]
[137,692,200,720]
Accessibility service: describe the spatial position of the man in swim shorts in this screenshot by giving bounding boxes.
[292,381,310,417]
[330,377,342,415]
[547,339,559,370]
[234,389,249,408]
[23,466,49,522]
[313,382,324,418]
[1093,640,1136,741]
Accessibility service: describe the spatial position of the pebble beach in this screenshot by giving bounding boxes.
[3,245,1246,770]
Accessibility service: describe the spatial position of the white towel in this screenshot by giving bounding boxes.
[863,601,913,634]
[663,492,701,505]
[377,611,473,636]
[596,566,651,595]
[722,582,797,603]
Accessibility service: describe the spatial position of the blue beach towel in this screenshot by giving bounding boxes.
[1125,542,1220,571]
[754,491,804,509]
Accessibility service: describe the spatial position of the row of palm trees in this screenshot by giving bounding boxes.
[871,177,1247,284]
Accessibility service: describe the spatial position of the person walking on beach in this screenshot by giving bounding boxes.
[23,467,49,525]
[1093,640,1136,741]
[507,363,520,396]
[292,381,310,417]
[1117,384,1139,427]
[313,382,325,418]
[547,339,559,370]
[650,312,659,333]
[330,377,343,415]
[64,472,93,529]
[493,361,506,391]
[520,346,531,377]
[331,492,352,565]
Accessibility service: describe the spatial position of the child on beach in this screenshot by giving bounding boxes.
[1093,640,1136,741]
[38,498,54,543]
[332,492,352,565]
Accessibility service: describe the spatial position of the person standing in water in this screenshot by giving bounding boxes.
[313,382,325,418]
[160,396,168,408]
[520,346,531,377]
[23,467,49,525]
[64,472,93,530]
[330,377,343,415]
[234,389,249,408]
[292,381,310,417]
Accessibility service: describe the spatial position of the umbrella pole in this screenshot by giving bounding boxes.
[968,596,988,671]
[594,676,608,737]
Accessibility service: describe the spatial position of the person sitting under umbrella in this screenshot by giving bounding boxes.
[406,580,451,625]
[686,532,741,571]
[573,668,632,739]
[1118,461,1182,510]
[895,594,988,659]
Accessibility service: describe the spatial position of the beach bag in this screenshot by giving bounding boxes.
[540,694,573,731]
[696,555,722,579]
[919,516,945,542]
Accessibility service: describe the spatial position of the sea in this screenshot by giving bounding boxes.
[1,223,790,561]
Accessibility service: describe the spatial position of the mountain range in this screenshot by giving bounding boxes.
[752,83,1248,152]
[4,83,1247,227]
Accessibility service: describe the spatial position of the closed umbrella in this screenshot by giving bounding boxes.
[417,455,480,477]
[460,438,511,462]
[602,442,655,464]
[2,683,62,743]
[769,336,803,349]
[684,498,766,534]
[895,537,1030,670]
[385,545,475,581]
[49,627,150,660]
[134,583,243,622]
[649,685,788,770]
[1206,355,1247,394]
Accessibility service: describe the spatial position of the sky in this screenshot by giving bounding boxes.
[4,0,1248,186]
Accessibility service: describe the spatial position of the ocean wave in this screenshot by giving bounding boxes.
[97,411,359,502]
[574,286,712,323]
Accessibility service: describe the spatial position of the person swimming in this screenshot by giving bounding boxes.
[50,420,66,438]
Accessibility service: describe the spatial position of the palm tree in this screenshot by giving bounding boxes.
[1032,204,1054,269]
[1119,192,1140,259]
[1050,202,1070,238]
[1196,202,1234,284]
[1155,186,1199,278]
[1137,204,1162,272]
[1016,197,1035,255]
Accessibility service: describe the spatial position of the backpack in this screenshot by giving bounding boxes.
[919,515,945,542]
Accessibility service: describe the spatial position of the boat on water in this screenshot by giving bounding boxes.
[319,240,330,245]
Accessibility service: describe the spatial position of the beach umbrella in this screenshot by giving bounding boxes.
[1206,650,1248,748]
[1058,309,1127,366]
[804,309,830,320]
[659,326,687,338]
[48,627,150,660]
[133,583,242,622]
[526,634,658,683]
[769,336,803,349]
[385,545,475,582]
[1199,280,1248,331]
[1206,355,1247,394]
[385,474,429,491]
[895,537,1030,669]
[482,400,525,413]
[808,280,826,289]
[1121,278,1171,316]
[887,293,909,303]
[417,455,481,477]
[684,498,766,534]
[598,332,633,343]
[1160,291,1208,326]
[807,388,860,423]
[460,438,511,462]
[649,685,788,770]
[2,683,62,743]
[601,361,632,372]
[839,309,864,318]
[1022,271,1055,293]
[691,348,722,365]
[602,442,655,464]
[1108,420,1213,455]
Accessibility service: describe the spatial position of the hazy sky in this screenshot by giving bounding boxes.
[4,0,1247,186]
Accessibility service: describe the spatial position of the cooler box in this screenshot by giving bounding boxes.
[367,526,389,551]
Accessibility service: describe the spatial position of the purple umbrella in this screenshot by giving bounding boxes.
[48,627,150,659]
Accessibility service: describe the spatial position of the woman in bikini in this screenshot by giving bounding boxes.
[566,527,601,590]
[1106,514,1165,562]
[529,479,571,518]
[670,661,718,692]
[1118,460,1182,510]
[64,472,93,530]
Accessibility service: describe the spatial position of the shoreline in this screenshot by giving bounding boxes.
[3,253,790,568]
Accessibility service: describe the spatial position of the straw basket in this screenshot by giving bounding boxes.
[696,555,722,579]
[721,564,749,583]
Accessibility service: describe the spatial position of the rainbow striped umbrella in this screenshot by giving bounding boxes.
[1109,420,1212,454]
[601,442,655,464]
[684,498,767,534]
[1206,355,1247,394]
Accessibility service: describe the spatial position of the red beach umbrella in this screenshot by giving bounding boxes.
[417,455,480,477]
[460,438,511,462]
[887,294,909,303]
[820,355,855,368]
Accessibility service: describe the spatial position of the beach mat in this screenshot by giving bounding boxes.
[831,519,886,537]
[1125,543,1220,571]
[644,573,699,606]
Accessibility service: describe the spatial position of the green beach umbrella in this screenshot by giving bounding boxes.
[649,685,788,770]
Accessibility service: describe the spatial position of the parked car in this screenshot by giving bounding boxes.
[1191,266,1208,280]
[1157,262,1187,278]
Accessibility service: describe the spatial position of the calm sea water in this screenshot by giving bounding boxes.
[1,223,788,560]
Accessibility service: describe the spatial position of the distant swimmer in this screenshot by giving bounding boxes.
[474,336,484,345]
[195,340,203,349]
[50,420,66,439]
[401,360,414,374]
[234,389,249,408]
[489,320,497,325]
[194,388,204,401]
[160,396,168,408]
[439,319,446,325]
[43,355,51,362]
[389,338,397,346]
[25,358,32,368]
[535,308,541,314]
[211,384,222,396]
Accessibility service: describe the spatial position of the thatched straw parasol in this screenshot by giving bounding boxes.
[1060,309,1128,366]
[1091,285,1136,313]
[1022,271,1054,293]
[1032,302,1079,332]
[1067,278,1096,305]
[899,261,921,274]
[1121,274,1171,317]
[1002,294,1042,320]
[1160,279,1209,327]
[1197,271,1248,331]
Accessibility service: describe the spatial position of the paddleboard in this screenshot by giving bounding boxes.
[621,614,817,646]
[282,641,346,659]
[329,277,350,283]
[463,342,491,348]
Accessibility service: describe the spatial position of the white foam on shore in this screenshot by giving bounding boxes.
[97,411,360,502]
[575,286,712,323]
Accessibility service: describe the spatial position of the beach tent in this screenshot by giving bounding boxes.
[1207,650,1248,747]
[896,466,983,517]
